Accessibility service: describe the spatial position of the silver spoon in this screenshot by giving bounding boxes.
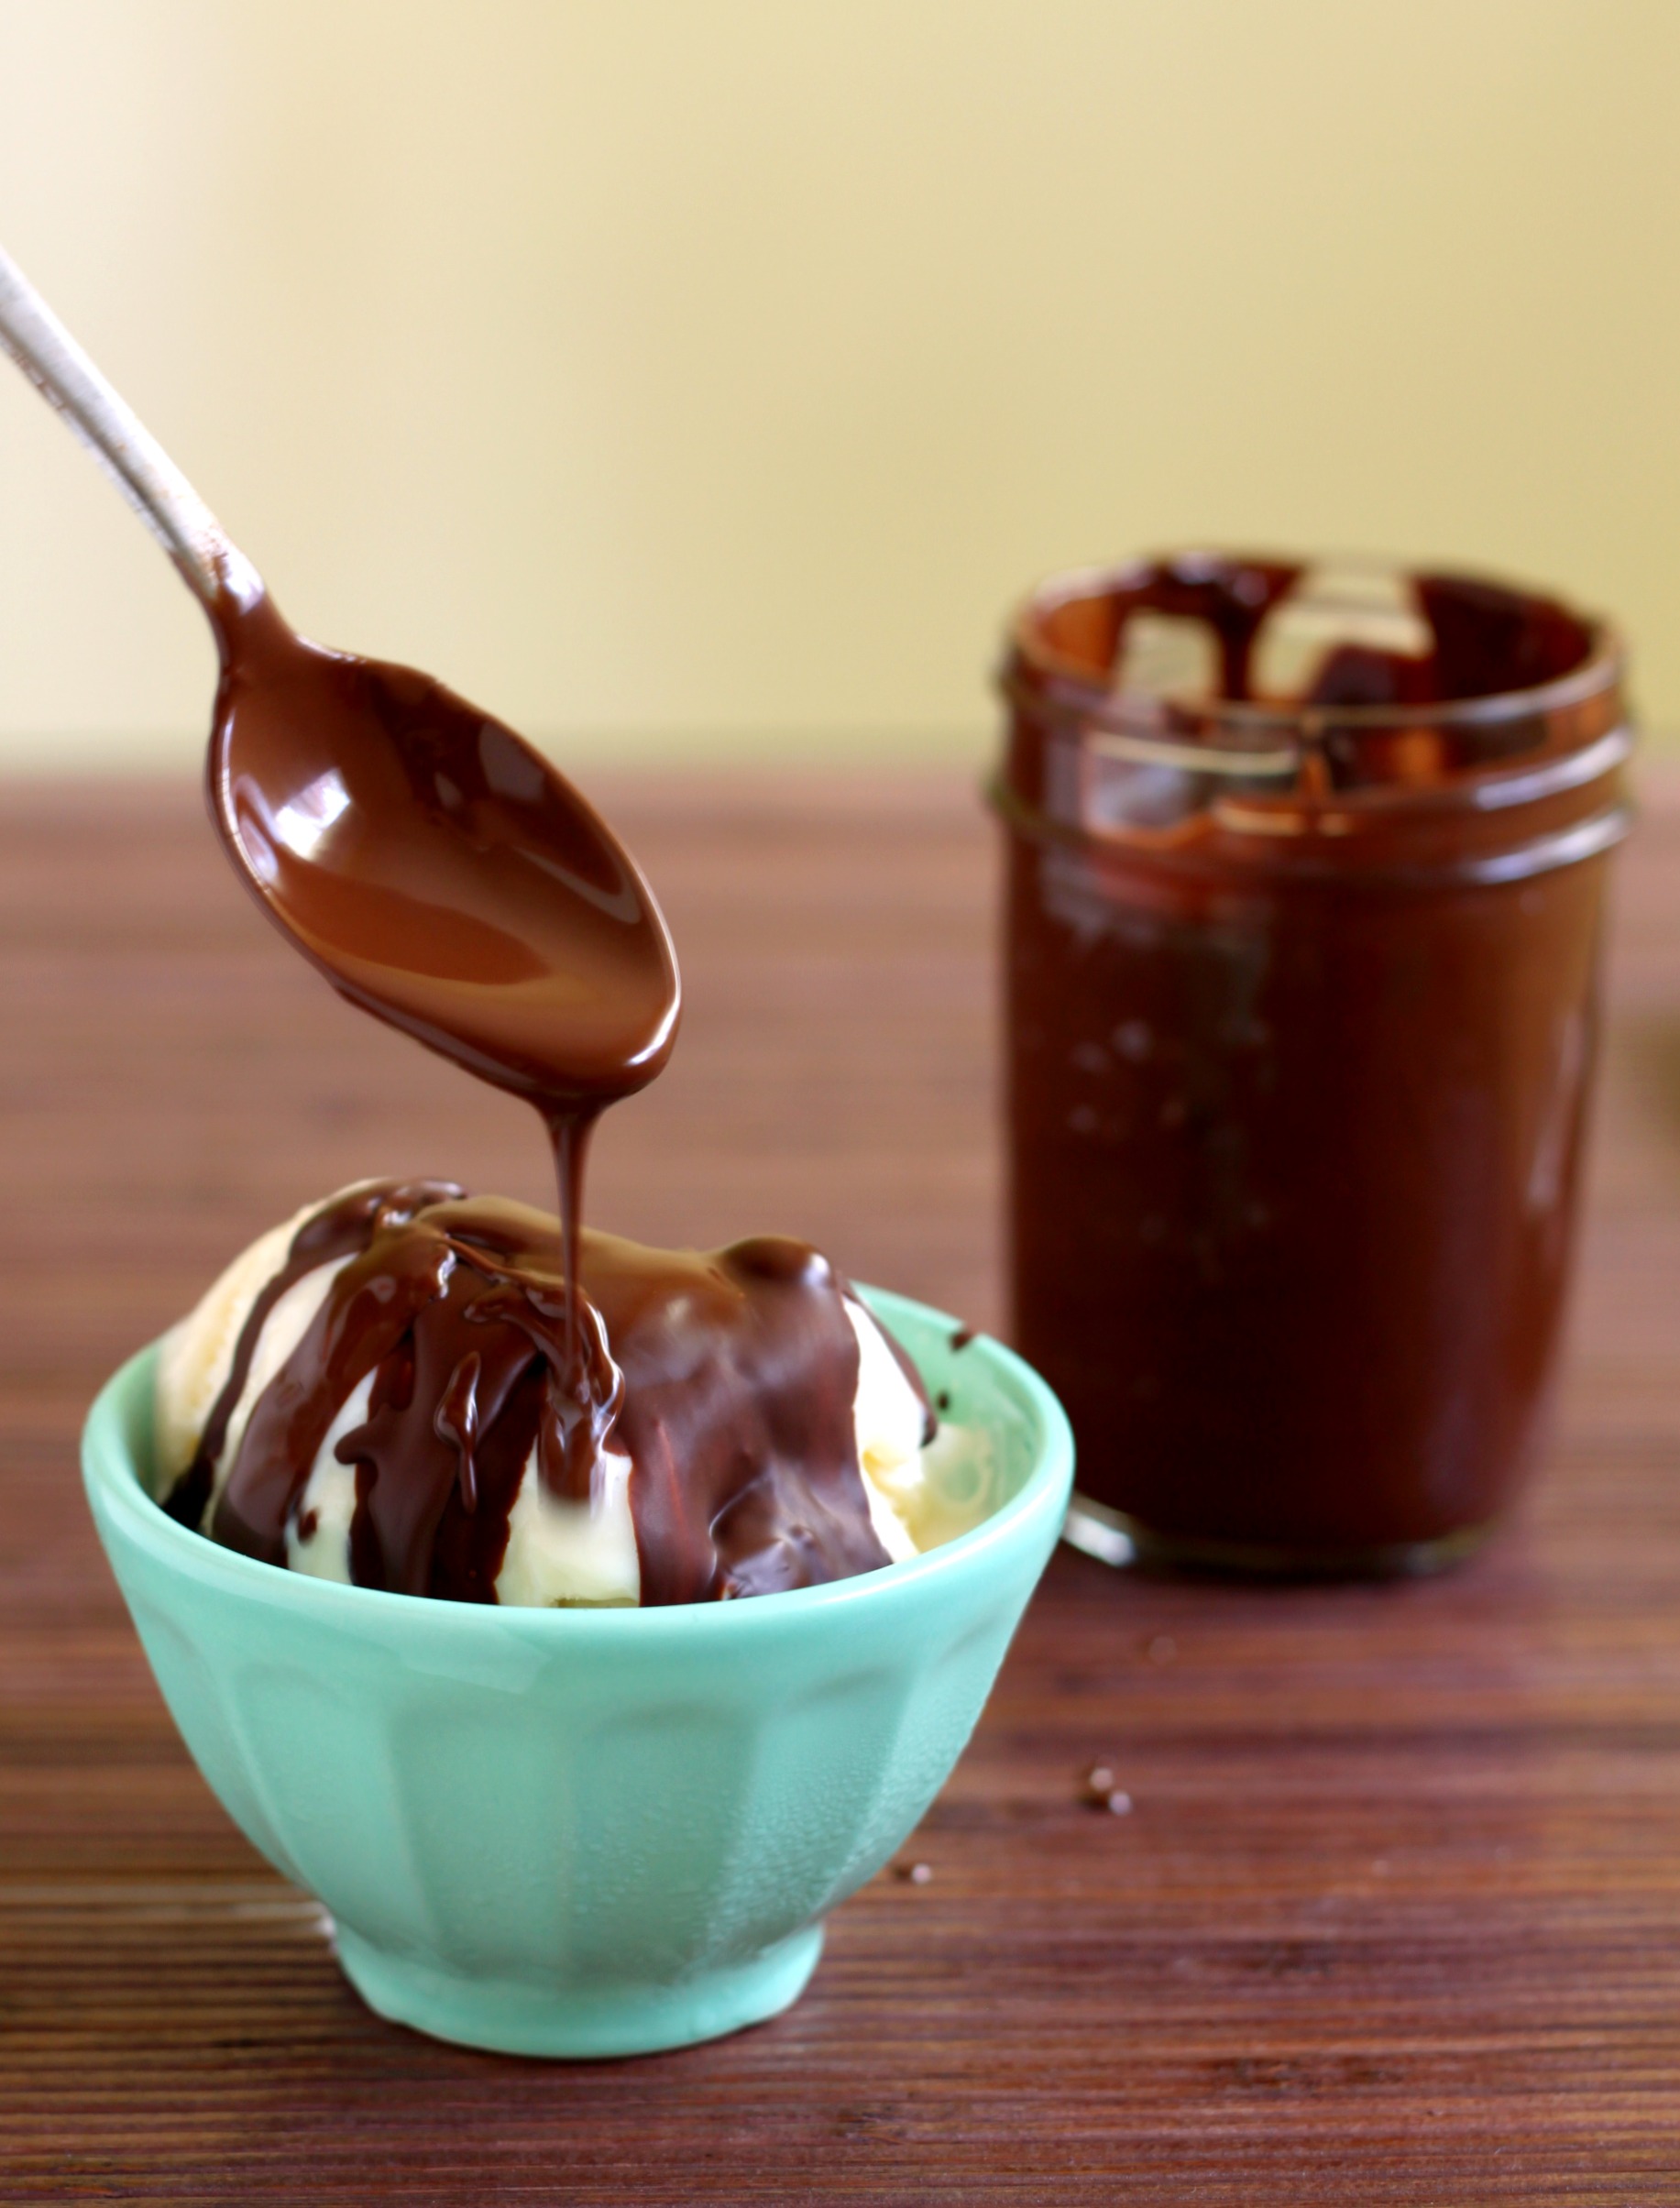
[0,244,681,1173]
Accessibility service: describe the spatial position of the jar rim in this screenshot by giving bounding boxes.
[1006,554,1625,754]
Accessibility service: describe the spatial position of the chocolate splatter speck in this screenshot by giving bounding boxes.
[1081,1764,1133,1815]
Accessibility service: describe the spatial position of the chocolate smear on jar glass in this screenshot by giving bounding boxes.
[996,551,1633,1574]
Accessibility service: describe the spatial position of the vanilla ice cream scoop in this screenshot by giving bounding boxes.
[153,1181,995,1608]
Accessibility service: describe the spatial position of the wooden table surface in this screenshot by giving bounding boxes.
[4,768,1680,2205]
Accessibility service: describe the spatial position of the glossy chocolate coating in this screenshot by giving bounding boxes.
[170,1181,895,1605]
[206,592,679,1121]
[182,589,901,1601]
[998,555,1630,1565]
[206,585,684,1380]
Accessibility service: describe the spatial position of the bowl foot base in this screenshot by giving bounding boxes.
[335,1921,825,2059]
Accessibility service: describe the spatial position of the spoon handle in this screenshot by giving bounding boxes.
[0,243,260,616]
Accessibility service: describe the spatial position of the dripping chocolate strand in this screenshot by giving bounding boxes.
[210,1200,462,1568]
[185,594,909,1609]
[204,585,678,1425]
[546,1104,600,1392]
[434,1351,485,1512]
[163,1178,462,1532]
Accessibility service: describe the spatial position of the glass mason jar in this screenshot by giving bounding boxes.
[992,554,1632,1576]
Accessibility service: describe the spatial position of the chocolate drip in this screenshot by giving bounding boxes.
[163,1178,464,1532]
[1413,572,1594,703]
[1031,553,1597,719]
[1034,554,1301,703]
[584,1231,888,1603]
[877,1316,938,1445]
[193,591,906,1605]
[205,588,681,1402]
[174,1191,895,1605]
[998,555,1627,1562]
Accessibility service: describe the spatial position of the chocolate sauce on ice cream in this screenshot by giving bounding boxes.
[169,1182,895,1603]
[0,247,935,1609]
[178,588,911,1601]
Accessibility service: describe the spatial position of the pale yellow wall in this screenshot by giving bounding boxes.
[0,0,1675,767]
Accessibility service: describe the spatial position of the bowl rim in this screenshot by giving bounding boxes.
[82,1282,1074,1642]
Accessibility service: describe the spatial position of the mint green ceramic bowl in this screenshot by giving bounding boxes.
[81,1287,1071,2059]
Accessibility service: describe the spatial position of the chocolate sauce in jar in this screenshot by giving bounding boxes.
[995,554,1632,1574]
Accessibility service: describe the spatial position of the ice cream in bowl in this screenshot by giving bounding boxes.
[82,1197,1070,2056]
[0,244,1072,2057]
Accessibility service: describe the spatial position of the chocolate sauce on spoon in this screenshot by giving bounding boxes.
[1,243,679,1302]
[1,244,906,1602]
[0,244,678,1315]
[203,584,680,1362]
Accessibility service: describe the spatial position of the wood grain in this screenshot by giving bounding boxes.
[3,767,1680,2205]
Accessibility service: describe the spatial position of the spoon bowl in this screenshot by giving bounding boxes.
[0,242,681,1123]
[209,596,680,1113]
